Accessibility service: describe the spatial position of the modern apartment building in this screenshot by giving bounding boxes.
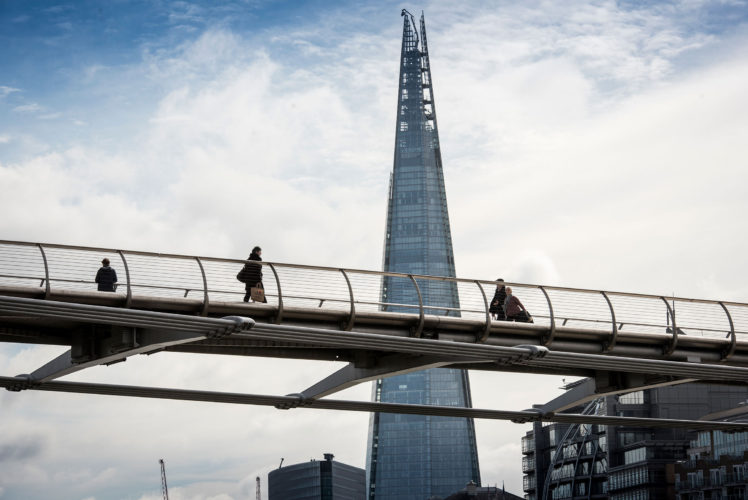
[522,382,748,500]
[668,405,748,499]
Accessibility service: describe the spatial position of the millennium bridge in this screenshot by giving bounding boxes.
[1,240,747,430]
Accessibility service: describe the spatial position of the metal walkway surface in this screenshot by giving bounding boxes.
[1,239,748,428]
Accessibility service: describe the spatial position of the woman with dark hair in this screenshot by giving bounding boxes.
[240,246,266,303]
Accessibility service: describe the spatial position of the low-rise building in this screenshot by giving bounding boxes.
[268,453,365,500]
[442,481,524,499]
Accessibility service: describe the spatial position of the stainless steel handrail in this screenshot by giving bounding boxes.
[1,240,747,353]
[3,239,744,306]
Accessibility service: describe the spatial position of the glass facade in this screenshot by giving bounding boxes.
[366,10,480,500]
[523,384,748,500]
[269,462,321,500]
[268,455,366,500]
[690,429,748,460]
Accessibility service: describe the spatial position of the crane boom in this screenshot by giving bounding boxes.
[159,459,169,500]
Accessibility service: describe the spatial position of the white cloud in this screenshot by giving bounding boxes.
[0,86,20,99]
[12,103,43,114]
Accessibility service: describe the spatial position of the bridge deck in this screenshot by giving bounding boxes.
[1,284,746,370]
[3,240,748,427]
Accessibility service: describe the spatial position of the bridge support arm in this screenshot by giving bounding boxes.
[300,354,458,400]
[27,322,250,383]
[0,296,255,385]
[541,372,696,413]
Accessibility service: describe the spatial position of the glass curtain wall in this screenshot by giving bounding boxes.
[366,11,480,500]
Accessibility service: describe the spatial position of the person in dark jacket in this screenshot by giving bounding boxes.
[504,286,531,322]
[242,246,266,303]
[489,278,507,320]
[95,258,118,292]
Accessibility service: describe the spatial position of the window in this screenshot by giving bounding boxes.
[624,447,647,464]
[576,481,587,496]
[618,391,644,404]
[609,466,648,490]
[611,488,649,500]
[563,444,578,459]
[594,458,607,474]
[619,431,649,446]
[551,483,572,499]
[549,427,558,446]
[577,461,589,475]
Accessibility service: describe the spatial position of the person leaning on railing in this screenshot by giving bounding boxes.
[95,258,118,292]
[504,286,532,323]
[489,278,507,320]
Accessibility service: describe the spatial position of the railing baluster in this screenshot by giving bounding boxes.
[601,291,617,353]
[267,263,283,325]
[340,269,355,331]
[408,275,424,338]
[195,257,209,317]
[661,297,678,357]
[719,302,736,362]
[37,243,50,299]
[475,281,491,343]
[117,250,132,308]
[539,286,555,347]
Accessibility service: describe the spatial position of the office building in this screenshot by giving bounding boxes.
[365,9,480,500]
[269,453,365,500]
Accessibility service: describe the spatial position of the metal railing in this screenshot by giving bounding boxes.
[1,239,747,356]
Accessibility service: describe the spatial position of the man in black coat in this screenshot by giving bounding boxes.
[241,246,266,303]
[489,278,506,320]
[95,258,118,292]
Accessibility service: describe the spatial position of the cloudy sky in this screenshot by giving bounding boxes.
[1,0,747,498]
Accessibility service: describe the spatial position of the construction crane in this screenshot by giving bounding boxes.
[256,476,261,500]
[159,459,169,500]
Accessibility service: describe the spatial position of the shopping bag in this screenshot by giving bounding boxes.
[250,282,265,302]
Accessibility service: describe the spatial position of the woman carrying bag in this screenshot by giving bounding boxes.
[237,246,267,303]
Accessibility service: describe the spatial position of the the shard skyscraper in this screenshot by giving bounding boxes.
[365,10,480,500]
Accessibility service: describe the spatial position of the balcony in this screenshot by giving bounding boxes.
[522,436,536,454]
[523,475,537,491]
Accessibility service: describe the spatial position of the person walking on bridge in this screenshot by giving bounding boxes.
[95,258,118,292]
[239,246,266,303]
[504,286,532,322]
